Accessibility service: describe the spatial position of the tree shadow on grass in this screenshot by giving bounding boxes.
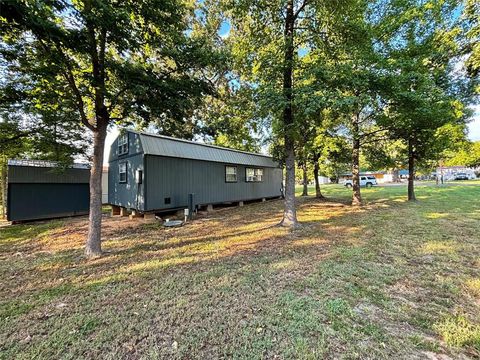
[3,186,480,359]
[1,198,362,307]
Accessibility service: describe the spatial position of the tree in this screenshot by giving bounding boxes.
[388,88,464,201]
[296,116,319,197]
[445,140,480,168]
[387,74,466,201]
[465,142,480,167]
[363,139,407,182]
[223,0,305,227]
[337,81,390,206]
[1,0,217,257]
[361,0,471,201]
[224,0,358,226]
[300,0,398,206]
[392,57,465,196]
[463,0,479,90]
[310,129,335,199]
[199,86,264,152]
[306,113,342,199]
[321,136,353,184]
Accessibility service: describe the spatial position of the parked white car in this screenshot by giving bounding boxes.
[344,176,378,188]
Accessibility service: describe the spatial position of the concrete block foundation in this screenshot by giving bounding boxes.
[129,210,143,220]
[111,205,121,216]
[143,213,156,222]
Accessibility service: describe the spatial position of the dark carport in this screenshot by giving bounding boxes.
[7,160,90,222]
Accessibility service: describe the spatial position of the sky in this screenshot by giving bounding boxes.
[218,21,230,37]
[104,127,119,165]
[468,105,480,141]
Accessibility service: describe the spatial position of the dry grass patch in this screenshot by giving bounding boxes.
[0,184,479,359]
[465,278,480,298]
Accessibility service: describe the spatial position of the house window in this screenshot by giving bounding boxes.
[225,166,237,182]
[246,168,263,182]
[118,134,128,155]
[119,162,127,183]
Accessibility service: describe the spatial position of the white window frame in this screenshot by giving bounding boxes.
[225,166,238,182]
[246,168,264,182]
[118,134,128,155]
[119,162,127,183]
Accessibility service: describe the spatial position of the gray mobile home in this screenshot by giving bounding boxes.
[7,160,90,222]
[108,130,283,213]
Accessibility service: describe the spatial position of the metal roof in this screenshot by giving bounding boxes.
[8,159,90,169]
[132,131,279,168]
[7,164,90,184]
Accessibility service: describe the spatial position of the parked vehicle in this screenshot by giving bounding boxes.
[454,172,469,180]
[344,176,378,188]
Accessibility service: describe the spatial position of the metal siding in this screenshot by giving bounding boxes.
[138,132,278,168]
[144,156,283,211]
[108,132,143,162]
[108,153,145,210]
[8,166,90,184]
[7,183,89,221]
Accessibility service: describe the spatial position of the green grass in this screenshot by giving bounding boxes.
[1,184,480,359]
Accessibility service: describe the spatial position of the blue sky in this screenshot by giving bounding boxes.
[218,21,230,37]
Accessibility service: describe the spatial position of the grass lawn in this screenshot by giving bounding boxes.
[1,184,480,359]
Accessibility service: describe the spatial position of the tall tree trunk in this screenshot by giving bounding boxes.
[313,154,325,199]
[408,137,416,201]
[351,114,362,206]
[280,0,298,227]
[84,9,109,257]
[301,162,308,196]
[85,123,107,257]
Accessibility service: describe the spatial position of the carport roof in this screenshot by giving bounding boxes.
[131,130,279,168]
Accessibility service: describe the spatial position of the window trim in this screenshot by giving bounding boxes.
[245,167,264,182]
[225,165,238,183]
[118,133,129,156]
[119,162,127,183]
